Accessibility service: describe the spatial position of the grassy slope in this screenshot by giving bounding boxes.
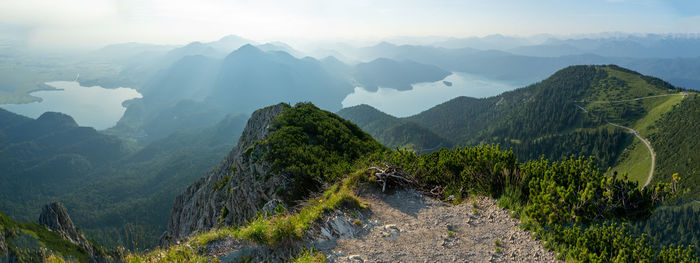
[0,211,91,262]
[590,68,686,185]
[612,140,652,184]
[607,94,684,185]
[126,172,366,262]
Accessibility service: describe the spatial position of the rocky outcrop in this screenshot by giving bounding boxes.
[160,103,291,246]
[38,202,93,255]
[0,228,7,257]
[204,208,367,262]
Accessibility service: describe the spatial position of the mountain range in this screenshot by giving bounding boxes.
[1,33,699,261]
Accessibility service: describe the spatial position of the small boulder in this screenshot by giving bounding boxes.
[261,199,286,217]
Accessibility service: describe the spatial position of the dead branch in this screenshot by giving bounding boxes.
[367,164,417,192]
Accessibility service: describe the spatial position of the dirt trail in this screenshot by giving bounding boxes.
[574,105,656,188]
[320,189,559,263]
[604,122,656,187]
[572,93,676,188]
[573,93,683,103]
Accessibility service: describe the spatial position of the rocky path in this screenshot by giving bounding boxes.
[319,189,559,263]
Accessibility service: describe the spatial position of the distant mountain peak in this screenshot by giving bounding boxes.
[217,34,247,42]
[208,35,255,52]
[233,43,262,54]
[183,41,205,47]
[37,112,78,127]
[374,41,398,48]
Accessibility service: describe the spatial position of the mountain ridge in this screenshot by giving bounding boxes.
[339,65,696,194]
[160,103,385,246]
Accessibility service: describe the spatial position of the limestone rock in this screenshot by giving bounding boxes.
[160,103,290,246]
[261,199,286,217]
[38,202,92,254]
[0,229,7,257]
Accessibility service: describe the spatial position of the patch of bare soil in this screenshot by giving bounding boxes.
[319,189,559,263]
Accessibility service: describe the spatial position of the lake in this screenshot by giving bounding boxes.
[0,81,142,130]
[342,72,524,117]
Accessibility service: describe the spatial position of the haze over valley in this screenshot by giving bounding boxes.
[0,0,699,262]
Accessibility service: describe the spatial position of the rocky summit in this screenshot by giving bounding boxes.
[160,103,289,246]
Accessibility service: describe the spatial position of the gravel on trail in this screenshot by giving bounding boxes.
[320,189,560,263]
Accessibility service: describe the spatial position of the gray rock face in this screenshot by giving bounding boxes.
[260,199,286,217]
[160,103,291,246]
[204,208,367,262]
[38,202,92,254]
[0,228,7,257]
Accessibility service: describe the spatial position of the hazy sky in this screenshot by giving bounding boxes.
[1,0,699,48]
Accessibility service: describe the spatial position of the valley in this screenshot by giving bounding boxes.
[1,35,699,262]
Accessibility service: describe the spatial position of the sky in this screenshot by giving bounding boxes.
[0,0,699,49]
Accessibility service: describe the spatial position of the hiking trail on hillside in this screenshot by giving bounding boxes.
[572,92,691,188]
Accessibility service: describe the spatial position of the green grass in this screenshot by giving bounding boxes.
[600,67,668,99]
[582,72,686,187]
[609,140,651,185]
[632,95,684,136]
[605,94,685,186]
[290,248,326,263]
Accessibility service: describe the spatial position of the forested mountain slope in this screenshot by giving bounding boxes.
[353,58,450,91]
[337,104,452,151]
[62,113,248,250]
[647,93,700,198]
[341,65,695,195]
[0,109,131,215]
[208,45,354,114]
[631,202,700,256]
[0,108,248,250]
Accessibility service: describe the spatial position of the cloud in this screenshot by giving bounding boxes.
[0,0,118,26]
